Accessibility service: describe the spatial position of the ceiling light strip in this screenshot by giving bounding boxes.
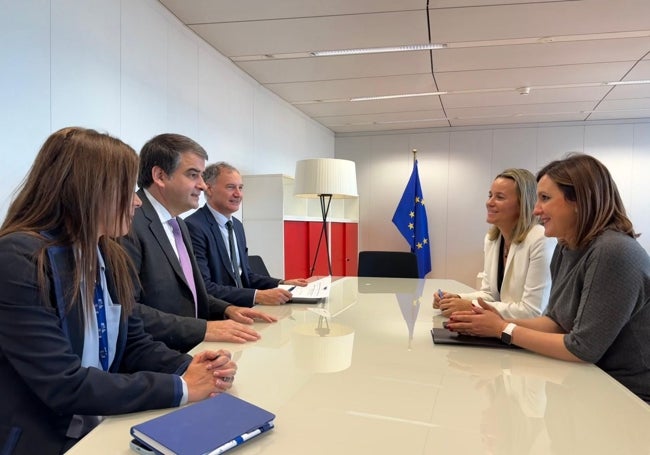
[606,80,650,86]
[447,30,650,49]
[310,43,446,57]
[231,30,650,62]
[351,91,447,102]
[343,80,650,104]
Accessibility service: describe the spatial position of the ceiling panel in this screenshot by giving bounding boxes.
[596,98,650,111]
[190,10,429,56]
[332,119,451,133]
[607,85,650,100]
[427,0,650,42]
[433,38,650,72]
[622,59,650,79]
[446,100,597,117]
[436,62,633,91]
[451,112,589,126]
[302,97,445,117]
[238,52,432,84]
[317,109,447,126]
[160,0,425,23]
[158,0,650,133]
[266,74,438,102]
[442,86,609,109]
[588,109,650,121]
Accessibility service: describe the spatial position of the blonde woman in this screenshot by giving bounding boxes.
[434,168,555,318]
[447,155,649,403]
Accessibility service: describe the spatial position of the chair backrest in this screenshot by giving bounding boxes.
[357,251,419,278]
[248,255,270,277]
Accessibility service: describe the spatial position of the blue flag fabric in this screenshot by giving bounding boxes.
[391,160,432,278]
[396,278,426,345]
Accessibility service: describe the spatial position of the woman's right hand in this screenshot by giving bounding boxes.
[432,290,460,309]
[182,349,237,402]
[446,299,505,338]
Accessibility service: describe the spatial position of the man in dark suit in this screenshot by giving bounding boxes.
[122,134,275,352]
[185,162,307,307]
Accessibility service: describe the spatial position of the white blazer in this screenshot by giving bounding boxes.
[459,224,556,319]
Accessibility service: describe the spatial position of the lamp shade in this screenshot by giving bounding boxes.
[294,158,358,199]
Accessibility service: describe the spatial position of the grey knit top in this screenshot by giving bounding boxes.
[545,230,650,403]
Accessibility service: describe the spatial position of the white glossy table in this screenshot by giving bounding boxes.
[67,277,650,454]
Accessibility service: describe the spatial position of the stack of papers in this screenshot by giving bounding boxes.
[280,276,331,303]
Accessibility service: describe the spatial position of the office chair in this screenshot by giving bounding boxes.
[357,251,419,278]
[248,255,271,277]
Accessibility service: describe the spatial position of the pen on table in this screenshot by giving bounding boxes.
[287,285,296,292]
[207,423,274,455]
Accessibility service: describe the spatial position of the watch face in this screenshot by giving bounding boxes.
[501,332,512,345]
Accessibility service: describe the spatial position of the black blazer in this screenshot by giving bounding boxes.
[0,233,191,455]
[185,205,280,307]
[121,189,231,352]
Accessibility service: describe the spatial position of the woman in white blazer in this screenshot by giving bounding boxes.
[434,168,555,319]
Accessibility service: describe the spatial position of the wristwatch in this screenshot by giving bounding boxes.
[501,323,517,345]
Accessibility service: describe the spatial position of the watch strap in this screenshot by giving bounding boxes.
[501,322,516,345]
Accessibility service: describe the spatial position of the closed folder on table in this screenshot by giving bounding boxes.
[431,327,521,349]
[130,393,275,455]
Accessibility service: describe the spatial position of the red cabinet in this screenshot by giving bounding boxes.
[331,222,358,276]
[284,220,358,278]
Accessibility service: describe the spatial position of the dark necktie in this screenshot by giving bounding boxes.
[168,218,198,316]
[226,220,243,288]
[93,279,109,371]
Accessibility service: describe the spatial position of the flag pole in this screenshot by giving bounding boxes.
[412,148,417,163]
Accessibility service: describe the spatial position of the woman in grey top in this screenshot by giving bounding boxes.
[447,154,650,403]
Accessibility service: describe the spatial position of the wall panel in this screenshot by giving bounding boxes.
[338,120,650,287]
[0,1,50,217]
[51,0,121,133]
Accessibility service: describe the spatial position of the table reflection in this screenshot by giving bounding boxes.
[292,315,355,373]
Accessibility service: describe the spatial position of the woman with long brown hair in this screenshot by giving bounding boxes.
[0,127,237,454]
[447,154,649,403]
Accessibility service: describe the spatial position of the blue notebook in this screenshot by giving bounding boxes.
[130,393,275,455]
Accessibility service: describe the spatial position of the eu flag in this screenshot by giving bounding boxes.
[391,160,431,278]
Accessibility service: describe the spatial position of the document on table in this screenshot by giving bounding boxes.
[280,276,331,303]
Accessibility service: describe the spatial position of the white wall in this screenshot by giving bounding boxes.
[0,0,334,222]
[336,121,650,287]
[2,1,649,286]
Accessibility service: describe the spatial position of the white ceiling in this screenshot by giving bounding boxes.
[158,0,650,133]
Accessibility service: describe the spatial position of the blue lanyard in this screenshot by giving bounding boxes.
[93,280,109,371]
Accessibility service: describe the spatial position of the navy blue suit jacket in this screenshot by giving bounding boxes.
[121,189,231,352]
[0,233,190,455]
[185,204,280,307]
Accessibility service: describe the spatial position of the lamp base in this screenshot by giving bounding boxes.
[309,194,333,277]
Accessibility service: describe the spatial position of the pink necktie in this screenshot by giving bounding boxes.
[168,218,197,316]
